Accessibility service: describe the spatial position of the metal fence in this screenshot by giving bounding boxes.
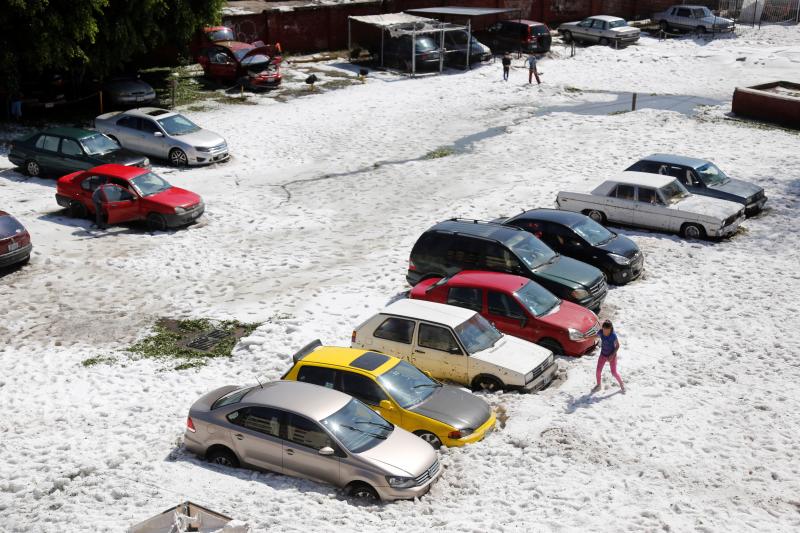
[719,0,800,25]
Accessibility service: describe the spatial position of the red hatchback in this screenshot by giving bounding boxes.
[410,271,600,356]
[0,211,32,268]
[55,164,204,231]
[197,41,282,90]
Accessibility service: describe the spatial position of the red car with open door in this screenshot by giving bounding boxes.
[0,211,32,269]
[197,41,282,90]
[55,164,204,231]
[410,270,600,356]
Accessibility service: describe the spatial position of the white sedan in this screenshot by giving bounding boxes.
[555,172,745,239]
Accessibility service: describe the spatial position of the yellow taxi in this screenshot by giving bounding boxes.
[282,341,496,448]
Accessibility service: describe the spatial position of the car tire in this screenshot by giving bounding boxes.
[413,430,443,449]
[25,160,41,177]
[695,26,706,35]
[347,482,380,502]
[147,213,168,232]
[207,447,239,468]
[538,338,564,356]
[562,31,573,43]
[681,223,706,240]
[599,37,610,46]
[584,209,607,224]
[471,375,503,392]
[169,148,189,167]
[68,200,88,219]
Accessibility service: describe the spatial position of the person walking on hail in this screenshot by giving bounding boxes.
[593,320,625,393]
[501,52,511,81]
[525,53,541,85]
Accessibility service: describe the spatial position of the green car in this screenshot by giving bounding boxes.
[8,127,149,178]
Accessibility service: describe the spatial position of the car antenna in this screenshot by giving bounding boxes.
[255,375,264,389]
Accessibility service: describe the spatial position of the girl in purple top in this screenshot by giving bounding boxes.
[593,320,625,393]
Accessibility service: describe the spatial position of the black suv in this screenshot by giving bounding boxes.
[498,209,644,285]
[479,20,552,53]
[407,219,607,311]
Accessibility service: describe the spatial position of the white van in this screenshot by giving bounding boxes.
[352,299,557,392]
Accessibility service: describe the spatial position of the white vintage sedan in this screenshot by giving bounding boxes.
[555,172,745,239]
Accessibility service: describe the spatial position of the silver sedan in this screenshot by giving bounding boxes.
[558,16,640,47]
[94,107,229,167]
[184,380,442,501]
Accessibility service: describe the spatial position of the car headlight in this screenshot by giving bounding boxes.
[174,206,187,214]
[608,253,631,266]
[195,146,212,152]
[386,476,416,488]
[548,354,554,366]
[142,158,150,167]
[568,328,584,341]
[570,289,589,300]
[525,370,534,382]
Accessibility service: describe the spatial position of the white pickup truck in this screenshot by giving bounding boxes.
[555,172,745,240]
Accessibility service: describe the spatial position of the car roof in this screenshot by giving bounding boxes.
[42,127,96,140]
[502,19,546,26]
[428,219,526,244]
[245,380,351,420]
[640,153,709,169]
[447,271,530,293]
[300,346,399,376]
[588,15,625,22]
[87,164,149,180]
[381,299,475,328]
[123,107,177,119]
[511,208,588,226]
[612,171,676,188]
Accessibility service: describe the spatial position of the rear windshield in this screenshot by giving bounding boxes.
[531,25,550,35]
[414,37,437,51]
[211,386,254,409]
[0,215,25,238]
[607,19,627,28]
[207,28,235,42]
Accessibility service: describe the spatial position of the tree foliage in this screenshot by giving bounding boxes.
[0,0,224,93]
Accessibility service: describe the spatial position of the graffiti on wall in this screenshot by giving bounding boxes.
[224,17,261,43]
[550,0,590,14]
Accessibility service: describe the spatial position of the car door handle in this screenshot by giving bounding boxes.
[234,433,244,440]
[415,349,426,354]
[286,448,295,455]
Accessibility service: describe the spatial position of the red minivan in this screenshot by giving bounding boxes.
[410,271,599,356]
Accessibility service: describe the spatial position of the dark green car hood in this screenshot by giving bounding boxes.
[91,148,147,166]
[534,255,602,289]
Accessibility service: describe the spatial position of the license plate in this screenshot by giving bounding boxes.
[136,97,145,102]
[8,242,19,252]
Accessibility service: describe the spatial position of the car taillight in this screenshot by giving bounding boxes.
[186,416,196,433]
[448,430,463,439]
[419,53,429,60]
[351,330,357,343]
[408,259,417,271]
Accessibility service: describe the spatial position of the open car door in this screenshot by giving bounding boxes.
[99,184,140,225]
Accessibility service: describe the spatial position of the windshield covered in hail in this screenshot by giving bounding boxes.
[660,180,690,204]
[506,232,557,270]
[571,217,615,246]
[695,162,729,186]
[516,281,560,317]
[378,360,440,408]
[322,399,393,453]
[130,172,172,197]
[81,133,119,155]
[455,314,502,354]
[156,114,200,136]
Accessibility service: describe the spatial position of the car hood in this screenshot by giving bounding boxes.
[538,299,598,334]
[357,427,437,477]
[535,255,602,289]
[174,128,226,148]
[93,148,148,166]
[147,187,202,208]
[407,385,492,430]
[671,194,742,218]
[471,335,551,374]
[595,233,640,259]
[103,79,154,94]
[707,178,762,200]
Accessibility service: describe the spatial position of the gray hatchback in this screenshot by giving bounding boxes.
[184,380,441,501]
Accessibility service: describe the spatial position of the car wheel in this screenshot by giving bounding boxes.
[659,21,669,32]
[599,37,610,46]
[695,26,706,35]
[562,31,573,43]
[347,482,380,502]
[169,148,188,167]
[25,160,41,177]
[147,213,168,232]
[471,375,503,392]
[413,430,443,449]
[207,447,239,468]
[68,200,88,219]
[681,223,705,240]
[585,209,606,224]
[538,338,564,356]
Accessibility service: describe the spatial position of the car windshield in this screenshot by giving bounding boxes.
[414,37,437,51]
[0,215,25,238]
[241,54,271,67]
[515,281,560,317]
[571,217,615,246]
[660,180,691,204]
[81,133,119,155]
[207,28,235,41]
[455,314,502,355]
[130,172,172,197]
[506,232,557,269]
[608,19,627,28]
[321,399,393,453]
[378,360,441,409]
[695,163,729,186]
[211,386,254,409]
[692,7,711,17]
[156,114,200,136]
[531,25,550,35]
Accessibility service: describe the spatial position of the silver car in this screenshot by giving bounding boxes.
[94,107,229,167]
[558,16,640,47]
[654,5,735,34]
[102,77,157,108]
[184,380,442,501]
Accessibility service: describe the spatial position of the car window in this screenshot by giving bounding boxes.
[211,386,254,409]
[0,215,25,237]
[286,413,334,451]
[80,175,106,192]
[488,291,526,319]
[38,135,60,152]
[676,8,691,16]
[614,184,635,200]
[447,236,482,268]
[60,138,83,156]
[447,286,483,312]
[579,19,593,27]
[117,116,139,129]
[483,241,523,273]
[227,406,282,438]
[637,187,659,204]
[296,365,336,388]
[378,360,439,408]
[139,119,161,134]
[340,372,387,406]
[593,20,607,29]
[418,323,461,354]
[374,317,415,344]
[411,231,448,270]
[454,314,502,354]
[99,184,131,202]
[322,399,392,453]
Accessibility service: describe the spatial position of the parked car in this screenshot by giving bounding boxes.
[283,341,496,449]
[625,154,767,216]
[376,35,443,71]
[479,19,551,53]
[55,164,204,231]
[497,209,644,285]
[410,271,600,356]
[94,108,229,167]
[0,212,32,269]
[102,76,157,108]
[654,5,735,34]
[433,30,492,66]
[555,172,745,239]
[197,41,282,90]
[352,299,558,392]
[406,219,607,311]
[8,127,149,178]
[558,16,640,46]
[184,380,441,501]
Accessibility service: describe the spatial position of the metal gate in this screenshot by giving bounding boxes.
[719,0,800,24]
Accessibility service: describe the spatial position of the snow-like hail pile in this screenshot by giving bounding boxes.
[1,26,799,532]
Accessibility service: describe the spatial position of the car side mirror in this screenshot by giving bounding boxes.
[154,131,163,137]
[449,346,461,354]
[318,446,335,456]
[379,400,394,411]
[422,370,433,379]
